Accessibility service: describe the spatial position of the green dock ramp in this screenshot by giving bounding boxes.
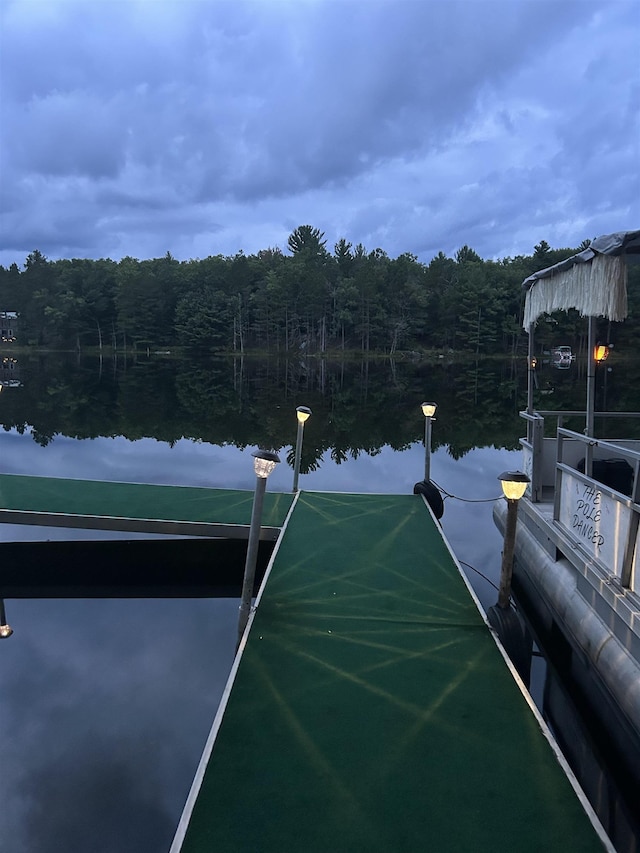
[172,491,609,852]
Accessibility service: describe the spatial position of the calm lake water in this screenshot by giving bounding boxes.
[0,352,634,852]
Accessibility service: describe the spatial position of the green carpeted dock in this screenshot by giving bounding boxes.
[0,473,294,538]
[171,491,610,852]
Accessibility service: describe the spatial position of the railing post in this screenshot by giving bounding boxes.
[553,429,564,522]
[621,464,640,589]
[531,415,544,503]
[620,514,638,589]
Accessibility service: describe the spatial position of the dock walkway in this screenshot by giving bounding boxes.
[0,472,293,538]
[171,491,610,853]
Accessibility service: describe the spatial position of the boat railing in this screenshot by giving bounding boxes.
[519,410,640,504]
[521,409,640,594]
[554,427,640,594]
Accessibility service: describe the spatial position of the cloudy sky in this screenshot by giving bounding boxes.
[1,0,638,269]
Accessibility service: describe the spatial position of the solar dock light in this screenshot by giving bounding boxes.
[496,471,530,609]
[0,599,13,639]
[292,406,312,492]
[237,449,281,650]
[421,402,437,483]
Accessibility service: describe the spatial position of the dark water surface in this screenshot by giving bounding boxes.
[0,352,635,852]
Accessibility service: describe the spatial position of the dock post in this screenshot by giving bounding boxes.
[496,472,529,609]
[489,472,532,683]
[237,450,280,650]
[292,406,311,492]
[421,402,437,482]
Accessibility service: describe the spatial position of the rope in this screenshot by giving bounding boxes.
[431,479,502,504]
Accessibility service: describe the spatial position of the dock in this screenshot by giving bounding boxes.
[0,472,294,597]
[0,473,612,849]
[0,472,293,538]
[170,490,610,852]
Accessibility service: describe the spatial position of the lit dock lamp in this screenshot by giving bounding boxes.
[486,471,532,683]
[496,471,530,609]
[237,449,281,650]
[594,343,610,364]
[0,599,13,639]
[421,402,437,482]
[413,402,444,520]
[292,406,312,492]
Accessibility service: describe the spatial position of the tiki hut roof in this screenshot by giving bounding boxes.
[522,230,640,328]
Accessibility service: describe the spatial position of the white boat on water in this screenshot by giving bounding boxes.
[551,344,575,365]
[493,230,640,845]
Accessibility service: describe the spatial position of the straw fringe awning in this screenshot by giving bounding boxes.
[523,254,628,328]
[522,229,640,329]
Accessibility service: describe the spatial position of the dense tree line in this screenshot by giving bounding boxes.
[1,229,638,354]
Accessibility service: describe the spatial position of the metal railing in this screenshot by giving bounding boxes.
[518,410,640,594]
[519,410,640,503]
[554,427,640,591]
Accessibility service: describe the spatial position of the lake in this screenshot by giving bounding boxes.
[0,352,634,852]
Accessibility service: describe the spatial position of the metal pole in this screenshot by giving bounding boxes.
[292,420,304,492]
[586,316,596,438]
[424,415,432,482]
[585,316,596,478]
[527,324,535,443]
[497,498,519,609]
[237,476,267,649]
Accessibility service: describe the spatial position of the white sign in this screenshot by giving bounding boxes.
[558,470,631,578]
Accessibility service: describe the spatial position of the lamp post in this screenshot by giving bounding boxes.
[0,599,13,639]
[292,406,311,492]
[237,449,280,650]
[421,402,437,482]
[496,471,530,609]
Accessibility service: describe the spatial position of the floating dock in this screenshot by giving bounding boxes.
[0,472,293,596]
[170,490,610,852]
[0,472,293,538]
[0,474,613,849]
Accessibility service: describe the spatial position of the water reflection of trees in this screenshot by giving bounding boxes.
[7,353,635,467]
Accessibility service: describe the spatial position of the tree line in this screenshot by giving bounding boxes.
[1,227,638,355]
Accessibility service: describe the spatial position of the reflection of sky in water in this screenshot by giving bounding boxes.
[0,429,521,852]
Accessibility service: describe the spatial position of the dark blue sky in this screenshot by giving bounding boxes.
[1,0,638,267]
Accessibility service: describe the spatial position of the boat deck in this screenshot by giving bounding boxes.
[171,490,609,852]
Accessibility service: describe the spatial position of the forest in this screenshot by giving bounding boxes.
[1,226,638,356]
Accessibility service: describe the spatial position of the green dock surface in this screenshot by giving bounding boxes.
[0,473,293,529]
[174,491,608,852]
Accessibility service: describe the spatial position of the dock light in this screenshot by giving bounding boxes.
[421,402,437,482]
[499,471,530,502]
[292,406,312,492]
[237,449,281,650]
[0,599,13,639]
[254,449,280,479]
[421,402,437,418]
[594,343,609,364]
[497,471,530,609]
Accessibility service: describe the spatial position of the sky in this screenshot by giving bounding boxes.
[1,0,638,270]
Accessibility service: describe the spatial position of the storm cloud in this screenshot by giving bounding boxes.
[1,0,638,266]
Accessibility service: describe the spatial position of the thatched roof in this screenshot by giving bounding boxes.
[522,230,640,329]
